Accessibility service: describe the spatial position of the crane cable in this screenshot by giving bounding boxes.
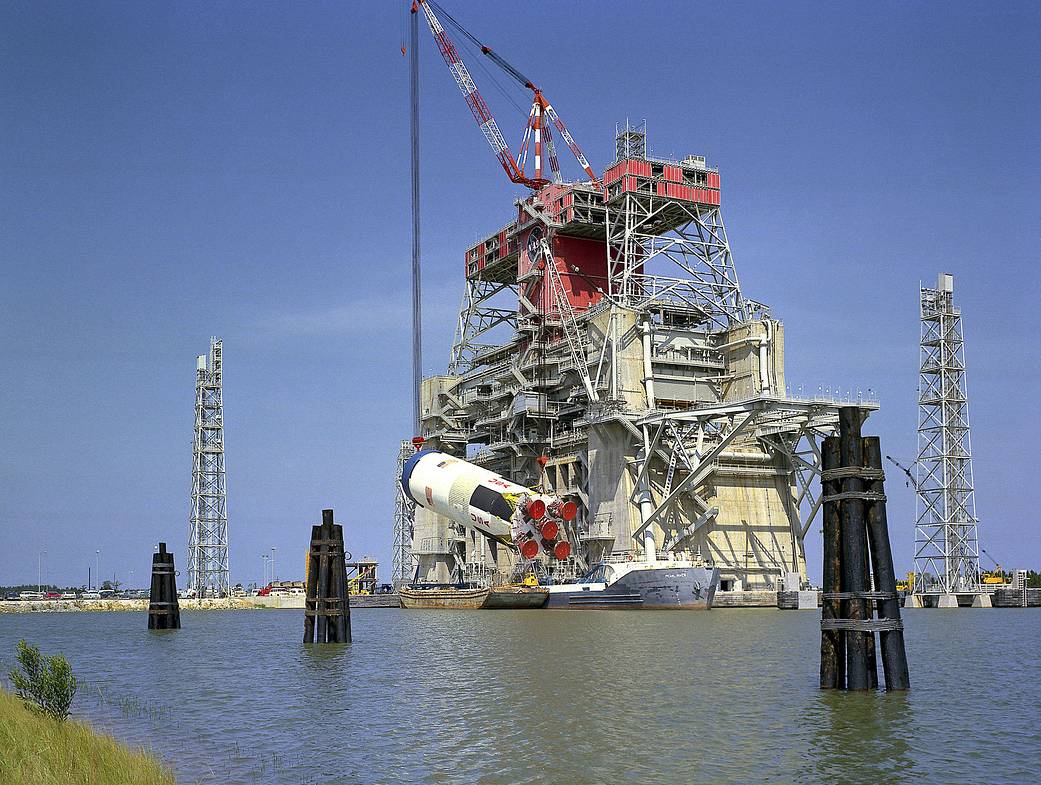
[426,0,536,90]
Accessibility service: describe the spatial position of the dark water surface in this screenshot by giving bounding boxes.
[1,608,1039,784]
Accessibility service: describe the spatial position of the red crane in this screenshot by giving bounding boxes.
[412,0,601,191]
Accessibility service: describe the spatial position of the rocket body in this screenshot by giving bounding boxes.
[400,450,573,560]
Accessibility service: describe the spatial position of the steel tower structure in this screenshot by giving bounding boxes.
[410,126,873,587]
[913,274,981,597]
[392,439,418,586]
[402,4,875,590]
[187,337,230,597]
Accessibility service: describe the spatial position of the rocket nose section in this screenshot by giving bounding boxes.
[400,449,431,504]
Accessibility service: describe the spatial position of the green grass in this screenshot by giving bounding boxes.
[0,688,174,785]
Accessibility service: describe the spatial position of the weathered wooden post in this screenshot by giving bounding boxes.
[330,520,350,644]
[820,408,909,691]
[304,509,352,643]
[863,437,911,690]
[148,542,180,630]
[819,437,845,689]
[303,523,320,643]
[838,408,875,690]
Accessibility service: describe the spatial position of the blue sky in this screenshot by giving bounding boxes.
[1,1,1038,588]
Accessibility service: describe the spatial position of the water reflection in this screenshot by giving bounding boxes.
[803,689,915,780]
[1,608,1039,783]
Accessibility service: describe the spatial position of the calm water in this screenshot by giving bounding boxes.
[1,607,1039,784]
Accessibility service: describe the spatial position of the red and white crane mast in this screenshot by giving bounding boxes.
[412,0,601,191]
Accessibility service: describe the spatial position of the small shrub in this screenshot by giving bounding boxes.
[8,639,77,721]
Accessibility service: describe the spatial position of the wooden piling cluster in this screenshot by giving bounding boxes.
[147,542,181,630]
[820,408,910,691]
[303,509,352,644]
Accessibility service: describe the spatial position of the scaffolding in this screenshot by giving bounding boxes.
[913,274,981,598]
[187,337,230,598]
[406,127,874,588]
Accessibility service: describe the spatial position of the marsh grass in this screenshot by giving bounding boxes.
[0,688,174,785]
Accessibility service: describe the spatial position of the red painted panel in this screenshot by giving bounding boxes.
[516,229,608,316]
[707,172,720,188]
[552,235,608,313]
[604,162,625,185]
[657,181,668,195]
[663,164,682,181]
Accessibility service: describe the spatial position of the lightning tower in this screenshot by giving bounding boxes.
[913,274,982,604]
[187,337,230,597]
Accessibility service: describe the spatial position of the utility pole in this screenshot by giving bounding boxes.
[38,550,45,592]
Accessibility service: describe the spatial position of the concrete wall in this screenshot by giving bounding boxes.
[695,461,805,590]
[586,421,639,554]
[721,319,785,401]
[413,506,453,583]
[588,306,647,409]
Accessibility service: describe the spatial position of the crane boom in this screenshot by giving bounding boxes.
[414,0,600,190]
[415,0,529,186]
[885,455,918,491]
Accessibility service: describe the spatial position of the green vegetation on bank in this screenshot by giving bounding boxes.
[0,688,175,785]
[9,640,77,722]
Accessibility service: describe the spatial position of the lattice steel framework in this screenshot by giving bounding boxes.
[619,397,871,573]
[914,275,980,595]
[187,337,230,597]
[392,439,418,586]
[604,186,753,326]
[449,279,517,375]
[615,119,647,160]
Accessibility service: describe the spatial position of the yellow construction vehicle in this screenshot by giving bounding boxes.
[980,548,1009,585]
[895,571,915,592]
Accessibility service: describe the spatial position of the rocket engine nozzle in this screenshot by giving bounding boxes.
[519,539,540,560]
[525,498,547,521]
[550,500,578,521]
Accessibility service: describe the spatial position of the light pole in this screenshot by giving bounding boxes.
[95,550,101,590]
[261,554,268,586]
[271,547,276,583]
[38,550,46,593]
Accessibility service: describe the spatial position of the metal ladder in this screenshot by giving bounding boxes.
[541,237,597,401]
